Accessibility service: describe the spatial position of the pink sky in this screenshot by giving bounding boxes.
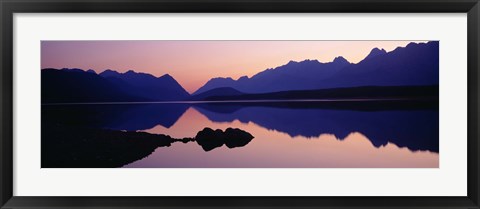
[41,41,425,93]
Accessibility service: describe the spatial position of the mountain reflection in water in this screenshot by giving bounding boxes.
[42,101,439,168]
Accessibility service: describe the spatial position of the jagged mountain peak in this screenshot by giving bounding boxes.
[364,47,387,60]
[332,56,350,64]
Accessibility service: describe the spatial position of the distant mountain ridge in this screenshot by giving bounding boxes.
[42,68,189,103]
[42,68,142,103]
[99,69,190,101]
[194,57,351,95]
[193,41,439,95]
[190,87,245,101]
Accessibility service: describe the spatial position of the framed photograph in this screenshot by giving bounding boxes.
[1,0,479,208]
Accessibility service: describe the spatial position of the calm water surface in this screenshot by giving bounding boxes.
[42,101,439,168]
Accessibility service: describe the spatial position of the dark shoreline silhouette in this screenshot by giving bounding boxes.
[191,85,438,102]
[41,125,254,168]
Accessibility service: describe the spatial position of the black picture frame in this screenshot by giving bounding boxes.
[1,0,479,208]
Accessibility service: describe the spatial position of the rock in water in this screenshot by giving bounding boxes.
[224,128,254,148]
[195,127,254,151]
[195,128,225,151]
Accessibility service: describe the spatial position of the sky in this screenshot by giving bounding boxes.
[41,41,426,93]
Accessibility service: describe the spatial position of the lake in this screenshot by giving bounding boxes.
[41,101,439,168]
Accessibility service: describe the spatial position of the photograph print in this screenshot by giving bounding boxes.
[41,40,439,168]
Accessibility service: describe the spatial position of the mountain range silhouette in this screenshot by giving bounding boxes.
[42,68,189,103]
[99,69,190,101]
[41,41,439,103]
[194,41,439,94]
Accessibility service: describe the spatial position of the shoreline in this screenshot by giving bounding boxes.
[41,97,438,106]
